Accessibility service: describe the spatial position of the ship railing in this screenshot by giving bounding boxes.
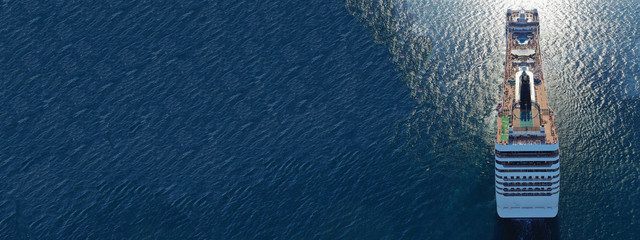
[495,167,560,172]
[497,163,557,168]
[496,158,559,165]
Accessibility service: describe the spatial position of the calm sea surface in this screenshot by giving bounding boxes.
[1,0,639,239]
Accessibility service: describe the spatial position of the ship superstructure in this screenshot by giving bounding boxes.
[495,9,560,218]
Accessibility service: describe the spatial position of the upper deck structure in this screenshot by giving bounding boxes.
[497,9,558,148]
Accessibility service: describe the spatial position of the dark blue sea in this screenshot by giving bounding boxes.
[1,0,639,239]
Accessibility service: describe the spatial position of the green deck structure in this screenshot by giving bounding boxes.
[500,117,510,141]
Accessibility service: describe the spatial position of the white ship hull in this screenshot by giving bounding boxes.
[495,143,559,218]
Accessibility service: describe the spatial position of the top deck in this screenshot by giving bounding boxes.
[496,10,558,145]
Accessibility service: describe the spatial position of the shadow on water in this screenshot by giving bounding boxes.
[346,0,456,162]
[345,0,438,105]
[493,217,560,240]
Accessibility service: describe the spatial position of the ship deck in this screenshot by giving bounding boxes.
[497,10,558,145]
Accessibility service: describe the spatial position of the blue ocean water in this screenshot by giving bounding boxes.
[0,0,639,239]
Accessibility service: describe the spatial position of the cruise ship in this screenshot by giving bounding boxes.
[495,9,560,218]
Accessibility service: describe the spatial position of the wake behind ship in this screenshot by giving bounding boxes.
[495,9,560,218]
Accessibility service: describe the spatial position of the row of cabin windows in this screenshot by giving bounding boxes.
[503,192,557,197]
[501,181,554,187]
[504,187,552,192]
[496,160,559,166]
[498,174,560,180]
[508,175,550,180]
[496,167,559,172]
